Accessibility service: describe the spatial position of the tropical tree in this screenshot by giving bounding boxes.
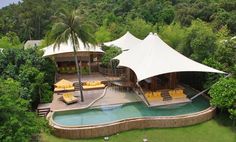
[50,9,96,102]
[209,78,236,111]
[0,78,45,141]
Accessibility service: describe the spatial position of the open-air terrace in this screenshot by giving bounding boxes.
[48,72,202,112]
[50,86,142,111]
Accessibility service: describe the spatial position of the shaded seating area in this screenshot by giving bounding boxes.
[62,93,78,104]
[82,81,106,90]
[58,65,76,74]
[145,91,163,102]
[143,88,192,107]
[54,79,75,92]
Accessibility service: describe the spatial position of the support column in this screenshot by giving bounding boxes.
[88,53,91,74]
[169,73,177,89]
[151,77,157,91]
[126,68,130,81]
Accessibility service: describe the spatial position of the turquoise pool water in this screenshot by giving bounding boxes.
[53,96,210,127]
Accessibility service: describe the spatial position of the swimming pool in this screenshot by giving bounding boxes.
[52,96,210,127]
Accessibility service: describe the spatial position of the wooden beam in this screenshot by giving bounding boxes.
[151,77,157,91]
[88,53,91,74]
[169,73,177,89]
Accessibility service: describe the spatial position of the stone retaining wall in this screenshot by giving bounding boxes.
[50,107,216,139]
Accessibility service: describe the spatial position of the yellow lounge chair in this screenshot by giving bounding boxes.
[82,81,106,90]
[145,91,163,101]
[169,89,186,99]
[62,93,78,104]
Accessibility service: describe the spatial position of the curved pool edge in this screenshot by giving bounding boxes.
[49,106,216,139]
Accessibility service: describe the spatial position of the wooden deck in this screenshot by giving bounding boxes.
[50,72,142,111]
[57,72,121,83]
[50,86,142,111]
[91,87,141,107]
[148,98,191,107]
[50,89,104,111]
[51,73,200,110]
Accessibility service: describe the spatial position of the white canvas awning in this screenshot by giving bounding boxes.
[114,33,225,82]
[104,31,142,51]
[42,38,103,57]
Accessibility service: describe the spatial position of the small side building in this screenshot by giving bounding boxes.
[24,40,42,49]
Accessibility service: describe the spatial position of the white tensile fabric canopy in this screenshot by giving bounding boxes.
[42,38,103,57]
[114,33,225,82]
[104,31,142,51]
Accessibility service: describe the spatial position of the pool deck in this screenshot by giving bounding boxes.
[49,73,201,111]
[50,86,142,111]
[91,87,141,107]
[49,73,142,111]
[50,89,104,111]
[148,98,192,107]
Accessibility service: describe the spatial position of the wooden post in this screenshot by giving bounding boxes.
[88,53,91,74]
[151,77,157,91]
[169,73,177,89]
[126,68,130,81]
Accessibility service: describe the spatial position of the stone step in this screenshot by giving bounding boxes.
[37,108,50,117]
[37,108,50,111]
[38,109,50,113]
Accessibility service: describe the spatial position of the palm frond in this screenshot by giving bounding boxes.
[51,9,96,50]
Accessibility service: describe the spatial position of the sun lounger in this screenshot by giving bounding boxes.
[169,89,186,99]
[54,86,75,92]
[82,81,106,90]
[62,93,78,104]
[145,91,163,101]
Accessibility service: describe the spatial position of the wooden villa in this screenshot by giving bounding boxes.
[41,32,225,109]
[42,38,104,74]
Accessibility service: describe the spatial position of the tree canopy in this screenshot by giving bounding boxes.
[0,0,235,140]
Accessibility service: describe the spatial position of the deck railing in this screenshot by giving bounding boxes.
[98,66,126,76]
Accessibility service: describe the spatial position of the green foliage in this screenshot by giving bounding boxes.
[106,22,126,40]
[127,18,154,39]
[139,0,175,24]
[209,78,236,109]
[0,78,46,142]
[81,67,90,75]
[183,20,217,62]
[95,26,112,43]
[209,77,236,123]
[18,65,53,107]
[203,58,225,88]
[101,47,122,67]
[214,39,236,74]
[158,23,187,51]
[0,0,236,43]
[0,32,21,49]
[0,47,55,109]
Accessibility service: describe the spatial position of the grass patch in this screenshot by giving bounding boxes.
[40,116,236,142]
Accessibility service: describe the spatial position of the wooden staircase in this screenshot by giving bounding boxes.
[161,90,172,101]
[37,103,51,117]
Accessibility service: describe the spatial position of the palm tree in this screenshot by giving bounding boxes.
[50,10,96,102]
